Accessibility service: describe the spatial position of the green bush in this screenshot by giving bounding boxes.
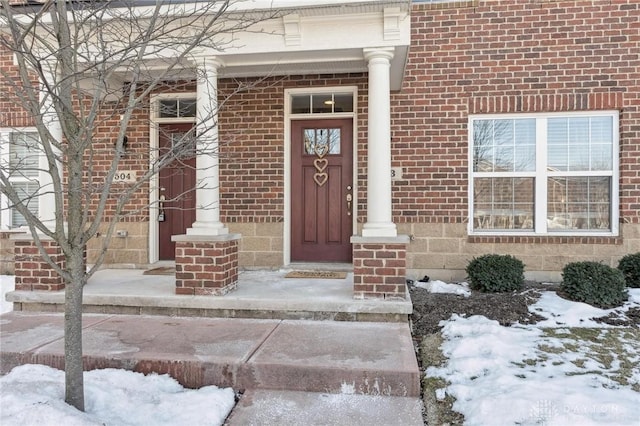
[561,261,628,308]
[465,254,524,293]
[617,252,640,288]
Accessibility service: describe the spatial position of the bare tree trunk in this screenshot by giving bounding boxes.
[64,161,86,409]
[64,263,85,411]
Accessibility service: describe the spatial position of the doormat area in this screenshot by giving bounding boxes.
[143,266,176,275]
[284,271,347,279]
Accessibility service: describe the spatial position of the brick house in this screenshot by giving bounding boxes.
[1,0,638,298]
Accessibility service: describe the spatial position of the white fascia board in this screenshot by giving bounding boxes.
[197,11,409,56]
[3,1,409,25]
[131,8,410,64]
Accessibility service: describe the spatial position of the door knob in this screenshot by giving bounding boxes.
[158,195,166,222]
[346,193,352,216]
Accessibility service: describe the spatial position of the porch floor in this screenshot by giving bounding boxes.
[8,268,412,322]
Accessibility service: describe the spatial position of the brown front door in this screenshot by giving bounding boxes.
[291,119,353,262]
[158,123,196,260]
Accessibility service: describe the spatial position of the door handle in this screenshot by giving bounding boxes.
[158,195,166,222]
[346,193,352,216]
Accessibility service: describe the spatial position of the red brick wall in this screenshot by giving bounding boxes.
[396,0,640,224]
[0,45,35,128]
[174,239,239,295]
[14,239,65,291]
[217,74,368,223]
[353,242,407,299]
[2,0,639,257]
[87,101,152,222]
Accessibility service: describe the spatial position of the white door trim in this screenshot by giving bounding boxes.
[148,93,196,264]
[283,86,358,265]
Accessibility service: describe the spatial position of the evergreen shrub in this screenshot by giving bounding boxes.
[560,261,628,308]
[465,254,524,293]
[617,252,640,288]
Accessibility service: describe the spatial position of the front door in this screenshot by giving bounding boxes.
[158,123,196,260]
[291,119,353,262]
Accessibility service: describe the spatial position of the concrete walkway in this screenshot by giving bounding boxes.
[0,311,423,425]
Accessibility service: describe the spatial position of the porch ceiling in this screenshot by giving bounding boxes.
[110,46,408,89]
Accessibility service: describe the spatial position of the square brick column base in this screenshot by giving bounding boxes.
[12,236,65,291]
[351,235,410,300]
[172,234,241,296]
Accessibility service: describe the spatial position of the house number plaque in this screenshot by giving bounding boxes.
[113,170,137,183]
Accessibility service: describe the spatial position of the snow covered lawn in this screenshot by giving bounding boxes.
[426,288,640,426]
[1,275,14,314]
[0,365,235,426]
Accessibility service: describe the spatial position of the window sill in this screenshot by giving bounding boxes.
[467,234,622,245]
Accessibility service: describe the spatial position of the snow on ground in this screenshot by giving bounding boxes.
[3,275,639,425]
[1,275,14,314]
[427,288,640,426]
[0,365,235,426]
[531,289,640,328]
[1,275,235,426]
[414,279,471,297]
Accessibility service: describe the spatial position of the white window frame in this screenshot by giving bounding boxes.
[0,128,42,229]
[151,93,198,123]
[468,111,619,237]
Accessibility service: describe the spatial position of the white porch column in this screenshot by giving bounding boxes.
[39,66,62,232]
[187,56,228,236]
[362,47,396,237]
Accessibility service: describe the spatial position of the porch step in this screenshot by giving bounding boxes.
[7,269,412,322]
[0,312,420,398]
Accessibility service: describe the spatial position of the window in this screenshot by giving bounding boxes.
[291,92,353,114]
[303,128,341,155]
[1,130,41,228]
[469,112,618,235]
[157,98,196,118]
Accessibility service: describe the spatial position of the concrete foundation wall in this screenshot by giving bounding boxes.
[3,221,638,283]
[86,222,150,267]
[0,232,16,274]
[229,223,284,269]
[400,223,640,283]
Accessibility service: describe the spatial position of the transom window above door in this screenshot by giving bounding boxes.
[157,98,196,118]
[291,92,353,114]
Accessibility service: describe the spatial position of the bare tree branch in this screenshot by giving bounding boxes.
[0,0,281,410]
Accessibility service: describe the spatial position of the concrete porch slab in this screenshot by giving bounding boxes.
[7,269,412,322]
[225,389,424,426]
